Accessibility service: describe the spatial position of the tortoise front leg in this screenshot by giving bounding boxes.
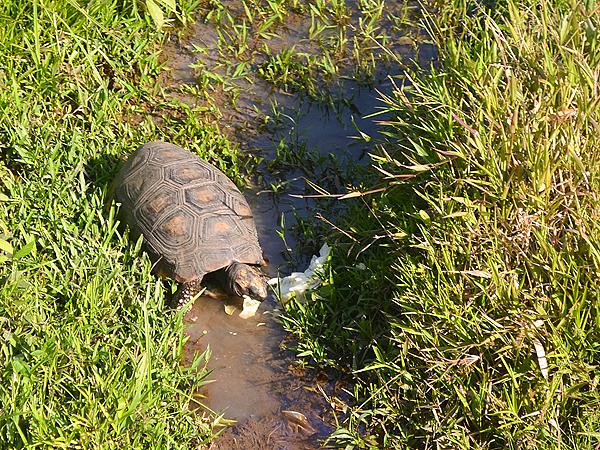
[172,278,204,308]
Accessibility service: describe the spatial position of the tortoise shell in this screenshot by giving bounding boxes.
[114,141,263,283]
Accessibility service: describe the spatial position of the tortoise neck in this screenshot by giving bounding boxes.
[224,262,244,295]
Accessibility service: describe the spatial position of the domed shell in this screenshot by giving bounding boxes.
[114,141,263,282]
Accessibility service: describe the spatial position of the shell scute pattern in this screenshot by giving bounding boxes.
[154,209,197,247]
[228,195,253,217]
[201,215,242,243]
[184,184,227,212]
[122,162,164,206]
[147,143,192,164]
[233,242,264,262]
[134,186,179,235]
[167,163,213,185]
[115,142,263,283]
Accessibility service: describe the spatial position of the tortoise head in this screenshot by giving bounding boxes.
[225,262,268,301]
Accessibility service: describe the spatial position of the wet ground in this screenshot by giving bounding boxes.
[184,292,341,449]
[160,1,436,447]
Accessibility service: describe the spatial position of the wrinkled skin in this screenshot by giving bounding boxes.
[225,262,268,301]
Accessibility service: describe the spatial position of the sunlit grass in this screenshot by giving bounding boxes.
[282,0,600,447]
[0,0,251,447]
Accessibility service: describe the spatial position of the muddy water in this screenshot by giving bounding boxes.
[185,294,334,449]
[185,283,347,446]
[162,2,436,447]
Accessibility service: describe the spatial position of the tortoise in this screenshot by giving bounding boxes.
[113,141,268,305]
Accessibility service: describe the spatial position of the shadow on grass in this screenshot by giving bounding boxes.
[84,152,126,194]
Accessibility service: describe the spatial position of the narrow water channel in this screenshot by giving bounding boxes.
[160,2,436,447]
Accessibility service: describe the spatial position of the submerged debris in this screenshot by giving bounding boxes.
[268,243,331,303]
[224,295,262,319]
[282,410,317,434]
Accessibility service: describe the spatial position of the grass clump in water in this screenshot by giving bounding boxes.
[282,0,600,447]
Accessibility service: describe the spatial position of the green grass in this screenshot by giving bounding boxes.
[281,0,600,448]
[0,0,256,447]
[4,0,598,447]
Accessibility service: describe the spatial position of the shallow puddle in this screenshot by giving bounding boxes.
[164,1,436,447]
[184,292,335,449]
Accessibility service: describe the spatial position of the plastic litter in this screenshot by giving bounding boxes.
[268,243,331,304]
